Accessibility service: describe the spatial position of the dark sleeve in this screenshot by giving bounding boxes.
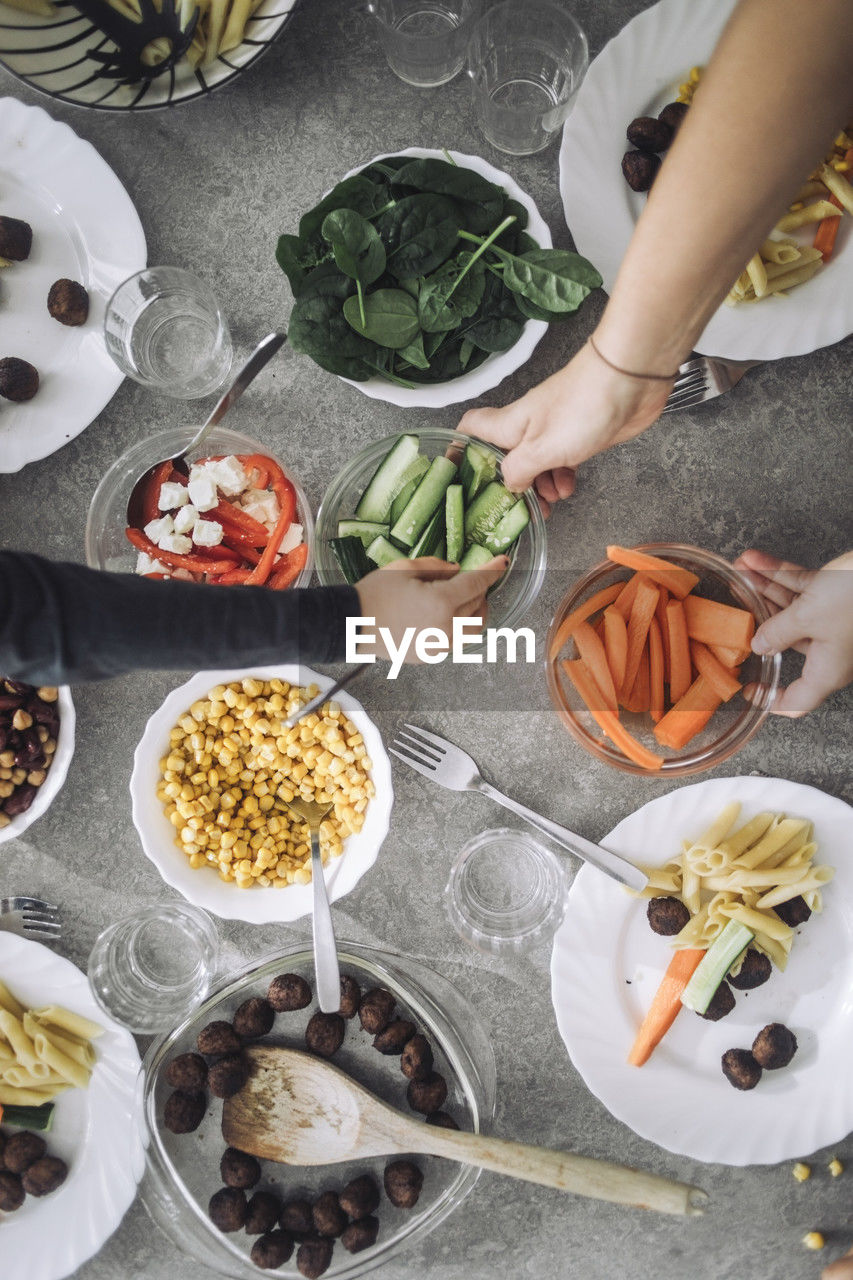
[0,552,360,684]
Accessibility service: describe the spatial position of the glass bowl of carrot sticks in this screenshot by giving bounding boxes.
[85,426,314,591]
[546,544,781,776]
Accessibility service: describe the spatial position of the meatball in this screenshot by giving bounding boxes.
[773,895,812,928]
[220,1146,261,1189]
[209,1186,248,1232]
[47,279,89,327]
[0,216,33,262]
[163,1089,206,1134]
[280,1198,314,1237]
[22,1155,67,1197]
[208,1054,249,1099]
[251,1229,294,1270]
[425,1111,459,1130]
[407,1071,447,1115]
[358,987,395,1035]
[647,896,690,937]
[752,1023,797,1070]
[3,1130,46,1173]
[699,981,736,1022]
[305,1011,345,1059]
[401,1034,434,1081]
[0,1170,24,1212]
[267,972,312,1012]
[197,1020,242,1057]
[384,1159,423,1209]
[312,1189,348,1237]
[626,115,673,152]
[233,997,275,1040]
[728,949,772,991]
[245,1190,282,1235]
[0,357,39,402]
[338,974,361,1019]
[373,1019,415,1055]
[658,101,689,132]
[296,1236,334,1279]
[721,1048,762,1091]
[165,1052,208,1092]
[621,150,661,193]
[341,1216,379,1254]
[339,1173,380,1220]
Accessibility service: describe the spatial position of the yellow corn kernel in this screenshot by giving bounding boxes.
[793,1163,811,1183]
[802,1233,824,1251]
[833,158,850,171]
[829,1158,844,1177]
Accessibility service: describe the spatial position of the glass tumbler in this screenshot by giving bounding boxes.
[104,266,233,399]
[444,828,567,954]
[369,0,480,87]
[467,0,588,155]
[88,902,219,1034]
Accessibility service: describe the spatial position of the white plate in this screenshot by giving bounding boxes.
[0,686,75,845]
[337,148,549,408]
[0,933,143,1280]
[559,0,853,360]
[130,664,394,924]
[0,97,146,472]
[551,776,853,1166]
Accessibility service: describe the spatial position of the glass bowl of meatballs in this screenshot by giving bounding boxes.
[140,941,497,1279]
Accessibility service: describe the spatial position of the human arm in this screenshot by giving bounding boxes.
[823,1247,853,1279]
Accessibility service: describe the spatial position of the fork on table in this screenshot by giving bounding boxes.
[0,897,62,941]
[662,357,761,413]
[390,724,648,892]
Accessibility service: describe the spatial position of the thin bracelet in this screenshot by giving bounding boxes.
[588,335,678,382]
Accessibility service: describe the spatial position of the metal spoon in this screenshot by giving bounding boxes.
[126,331,286,529]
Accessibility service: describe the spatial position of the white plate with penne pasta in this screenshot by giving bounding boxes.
[559,0,853,360]
[550,776,853,1165]
[0,934,143,1280]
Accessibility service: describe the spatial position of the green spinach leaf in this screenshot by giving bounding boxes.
[342,288,420,349]
[390,157,505,234]
[376,194,462,279]
[418,256,485,333]
[396,332,430,370]
[321,209,386,285]
[275,233,332,295]
[493,247,602,313]
[299,175,390,241]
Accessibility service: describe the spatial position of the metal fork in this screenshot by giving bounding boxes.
[390,725,648,891]
[662,356,761,414]
[0,897,61,941]
[282,797,340,1013]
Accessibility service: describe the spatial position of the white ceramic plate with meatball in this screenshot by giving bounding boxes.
[559,0,853,360]
[0,97,146,473]
[0,933,143,1280]
[550,776,853,1166]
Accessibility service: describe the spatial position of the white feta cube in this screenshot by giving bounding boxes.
[279,523,304,555]
[192,519,224,547]
[209,455,247,497]
[143,515,174,544]
[158,532,193,555]
[135,551,169,577]
[241,491,281,528]
[170,568,194,582]
[187,472,218,512]
[173,504,199,534]
[157,481,189,511]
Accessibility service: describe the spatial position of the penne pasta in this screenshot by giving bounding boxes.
[718,812,775,859]
[775,200,841,232]
[0,981,101,1107]
[33,1005,104,1041]
[820,164,853,216]
[719,903,793,943]
[0,980,26,1020]
[744,253,768,298]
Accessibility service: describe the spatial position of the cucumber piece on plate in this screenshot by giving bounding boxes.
[1,1102,55,1131]
[445,484,464,562]
[483,497,529,554]
[337,519,390,547]
[366,534,408,568]
[389,455,458,549]
[459,441,497,501]
[331,535,372,584]
[681,920,754,1015]
[355,434,421,523]
[458,542,495,570]
[389,455,430,525]
[464,480,516,547]
[409,506,445,559]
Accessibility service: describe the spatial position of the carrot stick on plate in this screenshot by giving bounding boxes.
[628,948,706,1066]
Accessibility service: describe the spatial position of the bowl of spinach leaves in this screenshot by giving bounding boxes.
[275,148,601,408]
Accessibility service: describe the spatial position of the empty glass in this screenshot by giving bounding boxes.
[88,902,219,1033]
[369,0,480,87]
[104,266,233,399]
[467,1,588,155]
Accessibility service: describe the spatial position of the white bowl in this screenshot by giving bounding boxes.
[0,686,75,845]
[334,147,550,409]
[130,665,393,924]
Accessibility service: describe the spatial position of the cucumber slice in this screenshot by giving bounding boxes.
[389,455,431,525]
[464,481,516,547]
[337,519,390,548]
[355,434,420,523]
[0,1102,55,1131]
[366,534,408,568]
[483,498,530,554]
[409,507,445,559]
[445,484,464,562]
[458,542,494,570]
[681,920,754,1014]
[330,535,372,585]
[436,538,447,561]
[459,441,497,501]
[389,456,458,549]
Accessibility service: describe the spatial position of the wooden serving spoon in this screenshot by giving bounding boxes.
[222,1046,707,1217]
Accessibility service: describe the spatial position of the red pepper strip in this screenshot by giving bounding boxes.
[125,527,234,575]
[193,541,243,564]
[240,453,295,505]
[220,536,261,566]
[143,572,170,580]
[270,542,308,590]
[250,463,270,489]
[142,460,175,527]
[246,497,297,586]
[212,569,254,586]
[167,468,188,487]
[213,499,270,545]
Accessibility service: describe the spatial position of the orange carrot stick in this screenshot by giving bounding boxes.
[562,659,664,770]
[572,621,619,713]
[611,572,642,620]
[814,193,843,261]
[628,948,707,1066]
[606,545,699,600]
[648,617,665,724]
[708,641,748,669]
[690,640,742,702]
[603,607,628,691]
[622,578,659,696]
[683,594,755,651]
[622,643,650,714]
[548,583,623,660]
[665,599,692,703]
[653,674,722,751]
[654,586,671,675]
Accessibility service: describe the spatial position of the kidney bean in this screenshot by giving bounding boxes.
[0,693,21,710]
[4,784,36,816]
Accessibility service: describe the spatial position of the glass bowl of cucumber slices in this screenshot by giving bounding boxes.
[315,428,547,630]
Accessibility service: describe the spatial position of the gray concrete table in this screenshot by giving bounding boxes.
[1,1,851,1277]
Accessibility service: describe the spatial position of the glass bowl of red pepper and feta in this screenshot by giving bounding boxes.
[86,427,314,590]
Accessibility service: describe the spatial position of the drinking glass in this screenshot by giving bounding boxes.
[444,828,567,954]
[88,902,219,1033]
[467,1,588,155]
[369,0,480,87]
[104,266,233,399]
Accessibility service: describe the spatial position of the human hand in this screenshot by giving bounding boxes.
[458,339,672,510]
[823,1246,853,1279]
[734,549,853,717]
[354,555,508,663]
